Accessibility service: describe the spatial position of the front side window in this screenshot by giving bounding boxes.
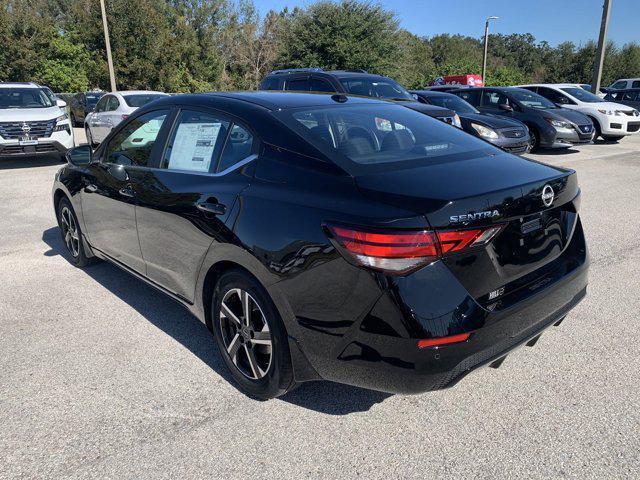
[105,110,168,167]
[507,89,556,109]
[611,81,627,89]
[560,87,604,103]
[537,87,571,105]
[161,110,229,173]
[275,104,495,175]
[426,95,478,114]
[310,78,335,93]
[0,88,53,109]
[339,77,413,100]
[482,91,510,108]
[455,90,480,106]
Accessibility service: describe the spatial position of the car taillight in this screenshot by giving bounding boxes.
[327,224,502,274]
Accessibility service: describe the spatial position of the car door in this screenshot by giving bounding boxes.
[89,95,112,142]
[81,109,171,274]
[134,108,255,301]
[101,96,122,139]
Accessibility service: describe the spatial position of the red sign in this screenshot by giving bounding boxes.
[430,74,484,87]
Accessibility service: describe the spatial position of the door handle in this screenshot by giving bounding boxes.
[197,202,226,215]
[119,187,135,198]
[85,184,98,193]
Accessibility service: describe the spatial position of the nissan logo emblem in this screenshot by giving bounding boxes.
[541,184,554,207]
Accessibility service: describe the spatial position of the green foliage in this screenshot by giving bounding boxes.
[34,35,92,92]
[1,0,639,92]
[275,1,399,74]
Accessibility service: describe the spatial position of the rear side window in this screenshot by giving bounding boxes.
[217,124,254,172]
[123,94,165,108]
[455,90,480,106]
[285,78,310,91]
[161,110,229,173]
[106,96,120,111]
[105,110,168,167]
[259,77,281,90]
[275,104,494,175]
[94,96,109,112]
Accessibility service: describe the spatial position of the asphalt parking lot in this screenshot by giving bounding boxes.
[1,130,639,479]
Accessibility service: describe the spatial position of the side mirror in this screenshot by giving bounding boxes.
[499,103,514,112]
[56,99,67,108]
[66,145,92,166]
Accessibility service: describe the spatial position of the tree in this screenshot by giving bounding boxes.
[33,35,93,92]
[275,1,399,74]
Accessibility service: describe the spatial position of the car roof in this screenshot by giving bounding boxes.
[520,83,578,89]
[0,82,41,89]
[180,91,395,110]
[114,90,168,97]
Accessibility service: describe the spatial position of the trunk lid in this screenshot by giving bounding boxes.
[355,150,580,299]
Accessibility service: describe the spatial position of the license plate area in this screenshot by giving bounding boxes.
[19,137,38,146]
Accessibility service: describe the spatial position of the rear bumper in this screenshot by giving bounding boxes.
[293,215,588,394]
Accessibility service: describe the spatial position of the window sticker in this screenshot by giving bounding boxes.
[168,122,222,172]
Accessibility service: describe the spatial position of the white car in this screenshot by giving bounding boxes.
[0,82,74,160]
[519,84,640,141]
[85,90,169,146]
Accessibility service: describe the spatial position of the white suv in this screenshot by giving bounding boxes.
[0,82,74,159]
[520,84,640,141]
[607,78,640,91]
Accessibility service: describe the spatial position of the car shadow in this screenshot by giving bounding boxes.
[531,147,580,156]
[0,155,65,170]
[42,227,391,414]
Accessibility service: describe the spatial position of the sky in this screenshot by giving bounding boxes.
[253,0,639,47]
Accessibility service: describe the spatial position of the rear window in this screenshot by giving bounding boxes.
[122,94,166,108]
[274,104,496,175]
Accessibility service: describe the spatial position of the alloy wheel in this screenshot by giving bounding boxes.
[60,206,80,258]
[219,288,273,380]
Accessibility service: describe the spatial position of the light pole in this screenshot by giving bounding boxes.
[99,0,117,92]
[482,16,499,86]
[591,0,611,94]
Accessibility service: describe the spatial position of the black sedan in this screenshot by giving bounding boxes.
[411,90,530,154]
[53,92,588,399]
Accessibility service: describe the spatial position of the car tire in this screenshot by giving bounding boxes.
[527,127,540,152]
[71,113,78,128]
[590,117,602,140]
[601,135,623,142]
[57,197,93,268]
[212,269,295,400]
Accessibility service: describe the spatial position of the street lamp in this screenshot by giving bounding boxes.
[482,16,499,86]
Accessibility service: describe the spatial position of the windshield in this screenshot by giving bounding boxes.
[425,95,478,114]
[0,88,53,109]
[509,89,557,109]
[274,104,495,175]
[122,94,165,108]
[339,77,413,101]
[561,87,604,103]
[85,93,104,108]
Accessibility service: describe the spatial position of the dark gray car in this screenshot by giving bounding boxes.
[452,87,594,151]
[605,89,640,110]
